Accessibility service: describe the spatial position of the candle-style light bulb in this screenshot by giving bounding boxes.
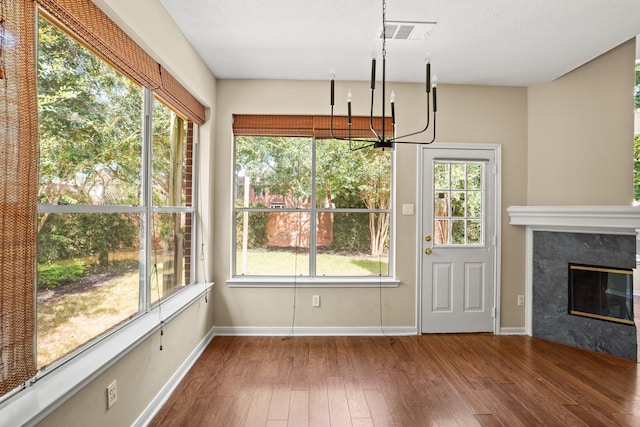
[432,75,438,113]
[425,52,432,93]
[390,90,396,125]
[370,57,376,90]
[347,90,352,124]
[330,69,336,106]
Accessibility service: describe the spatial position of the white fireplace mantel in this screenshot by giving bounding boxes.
[507,205,640,336]
[507,205,640,235]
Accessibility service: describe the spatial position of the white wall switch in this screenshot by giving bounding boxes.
[402,204,414,216]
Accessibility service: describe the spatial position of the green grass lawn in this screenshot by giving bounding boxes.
[236,249,389,276]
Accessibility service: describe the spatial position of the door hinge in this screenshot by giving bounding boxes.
[492,307,496,318]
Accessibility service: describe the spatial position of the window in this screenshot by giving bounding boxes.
[233,128,392,278]
[433,161,485,245]
[36,16,195,368]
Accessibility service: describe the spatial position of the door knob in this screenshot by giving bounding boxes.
[424,248,432,255]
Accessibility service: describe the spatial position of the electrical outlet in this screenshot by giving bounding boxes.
[107,380,118,409]
[312,295,320,307]
[517,295,525,307]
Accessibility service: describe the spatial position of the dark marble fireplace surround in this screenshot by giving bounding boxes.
[508,205,640,361]
[532,231,637,360]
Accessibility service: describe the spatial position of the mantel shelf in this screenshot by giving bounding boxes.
[507,205,640,235]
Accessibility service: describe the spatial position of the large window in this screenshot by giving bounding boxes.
[36,16,195,368]
[234,132,392,278]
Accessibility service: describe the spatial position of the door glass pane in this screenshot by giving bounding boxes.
[433,161,485,246]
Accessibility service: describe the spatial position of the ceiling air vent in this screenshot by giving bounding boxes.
[380,21,436,41]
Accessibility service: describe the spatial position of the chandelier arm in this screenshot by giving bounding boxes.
[349,141,376,151]
[393,113,437,145]
[369,87,381,140]
[330,105,374,142]
[394,92,432,140]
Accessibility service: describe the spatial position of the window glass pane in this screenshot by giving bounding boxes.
[434,192,448,217]
[36,213,140,367]
[451,163,466,190]
[451,191,466,217]
[150,212,189,304]
[468,219,482,244]
[37,17,143,206]
[235,136,312,209]
[434,218,450,245]
[467,191,482,217]
[433,160,485,246]
[316,212,389,276]
[152,100,189,207]
[434,163,449,189]
[467,164,482,190]
[316,140,391,209]
[451,220,466,244]
[235,211,310,275]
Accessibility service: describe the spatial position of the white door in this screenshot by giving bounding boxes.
[420,146,498,333]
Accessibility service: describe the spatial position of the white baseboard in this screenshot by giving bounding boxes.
[213,325,418,336]
[498,326,527,335]
[133,325,216,427]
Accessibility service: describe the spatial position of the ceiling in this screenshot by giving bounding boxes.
[159,0,640,87]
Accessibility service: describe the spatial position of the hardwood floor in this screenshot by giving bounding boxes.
[149,334,640,426]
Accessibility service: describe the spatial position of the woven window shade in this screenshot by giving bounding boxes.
[157,66,205,125]
[233,115,393,138]
[37,0,205,125]
[0,0,38,397]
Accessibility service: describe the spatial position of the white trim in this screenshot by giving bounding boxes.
[415,143,502,334]
[507,205,640,233]
[227,277,400,287]
[0,283,212,427]
[212,326,418,336]
[133,326,216,427]
[497,327,527,335]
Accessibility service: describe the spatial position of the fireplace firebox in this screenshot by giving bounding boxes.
[568,263,634,325]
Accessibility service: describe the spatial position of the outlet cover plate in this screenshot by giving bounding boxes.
[107,380,118,409]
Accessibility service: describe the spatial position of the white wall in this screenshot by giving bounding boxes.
[527,39,636,206]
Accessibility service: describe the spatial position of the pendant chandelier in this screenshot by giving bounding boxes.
[329,0,437,151]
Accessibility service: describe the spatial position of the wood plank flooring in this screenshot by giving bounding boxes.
[149,334,640,426]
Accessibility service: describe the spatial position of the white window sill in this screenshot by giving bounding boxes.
[226,277,400,287]
[0,282,213,427]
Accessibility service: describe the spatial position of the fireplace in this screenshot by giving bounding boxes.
[568,263,634,325]
[507,205,640,360]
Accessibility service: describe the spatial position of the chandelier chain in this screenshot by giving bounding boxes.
[382,0,387,58]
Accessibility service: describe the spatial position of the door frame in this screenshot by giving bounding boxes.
[415,142,502,334]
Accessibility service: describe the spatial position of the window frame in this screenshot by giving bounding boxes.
[230,131,399,288]
[34,15,199,371]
